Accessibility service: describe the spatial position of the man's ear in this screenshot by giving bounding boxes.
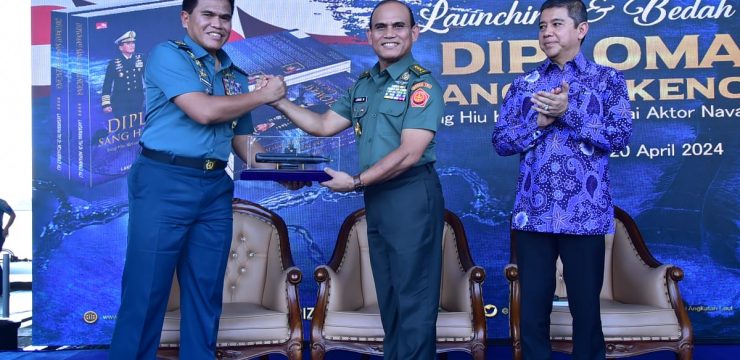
[577,21,589,41]
[181,10,189,29]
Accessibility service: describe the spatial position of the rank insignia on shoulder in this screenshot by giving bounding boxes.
[411,88,430,108]
[354,97,367,103]
[411,81,432,91]
[409,64,430,76]
[169,40,189,50]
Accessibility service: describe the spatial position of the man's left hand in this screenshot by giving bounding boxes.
[320,167,354,192]
[532,81,569,118]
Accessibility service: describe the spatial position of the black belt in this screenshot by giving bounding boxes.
[140,147,226,171]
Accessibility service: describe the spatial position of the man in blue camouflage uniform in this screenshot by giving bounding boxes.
[108,0,286,359]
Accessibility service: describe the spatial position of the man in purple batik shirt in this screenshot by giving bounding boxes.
[492,0,631,359]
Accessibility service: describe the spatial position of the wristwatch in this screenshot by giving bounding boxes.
[352,174,365,191]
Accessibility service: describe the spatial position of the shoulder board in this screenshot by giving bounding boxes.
[409,64,430,76]
[358,71,371,79]
[168,40,190,50]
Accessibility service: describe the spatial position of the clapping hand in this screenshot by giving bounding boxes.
[533,81,569,127]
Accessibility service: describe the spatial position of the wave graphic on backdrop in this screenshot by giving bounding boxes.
[33,180,128,269]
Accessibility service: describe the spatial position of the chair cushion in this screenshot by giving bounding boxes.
[322,304,473,342]
[550,300,682,341]
[161,302,290,346]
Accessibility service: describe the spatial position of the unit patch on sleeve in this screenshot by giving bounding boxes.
[410,88,430,108]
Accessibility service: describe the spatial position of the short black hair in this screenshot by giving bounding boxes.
[540,0,587,25]
[369,0,416,28]
[182,0,235,15]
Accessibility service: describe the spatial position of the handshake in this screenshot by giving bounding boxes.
[253,75,288,107]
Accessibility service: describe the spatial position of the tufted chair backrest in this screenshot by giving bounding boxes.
[327,210,473,310]
[225,200,291,311]
[327,215,377,311]
[165,200,293,312]
[439,214,475,312]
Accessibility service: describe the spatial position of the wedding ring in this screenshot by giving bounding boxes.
[543,104,550,111]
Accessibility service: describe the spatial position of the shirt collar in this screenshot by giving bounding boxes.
[183,35,233,69]
[371,53,416,81]
[544,51,588,73]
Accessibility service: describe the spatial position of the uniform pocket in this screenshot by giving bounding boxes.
[377,100,406,135]
[378,100,405,116]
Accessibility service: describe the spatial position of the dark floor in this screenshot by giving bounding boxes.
[3,283,739,359]
[0,344,739,359]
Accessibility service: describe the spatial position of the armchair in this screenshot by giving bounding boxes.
[310,208,486,359]
[159,199,303,360]
[505,206,693,359]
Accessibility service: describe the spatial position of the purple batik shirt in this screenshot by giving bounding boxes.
[492,52,632,235]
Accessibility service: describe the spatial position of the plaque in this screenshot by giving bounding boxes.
[239,135,340,182]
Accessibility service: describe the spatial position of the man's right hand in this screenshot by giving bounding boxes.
[258,75,286,105]
[535,85,564,128]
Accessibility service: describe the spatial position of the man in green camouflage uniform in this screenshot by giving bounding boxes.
[269,1,445,358]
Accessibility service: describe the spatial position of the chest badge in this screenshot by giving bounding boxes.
[354,121,362,137]
[383,83,407,101]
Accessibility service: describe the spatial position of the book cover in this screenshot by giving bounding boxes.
[36,0,185,346]
[49,1,162,180]
[231,72,358,176]
[67,0,182,187]
[223,30,351,90]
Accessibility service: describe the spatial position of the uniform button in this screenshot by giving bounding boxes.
[239,267,247,274]
[240,235,246,242]
[248,251,256,258]
[231,251,238,259]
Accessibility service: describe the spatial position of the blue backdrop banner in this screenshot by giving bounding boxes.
[30,0,739,345]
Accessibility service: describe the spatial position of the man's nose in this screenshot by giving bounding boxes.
[381,27,397,37]
[210,17,224,28]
